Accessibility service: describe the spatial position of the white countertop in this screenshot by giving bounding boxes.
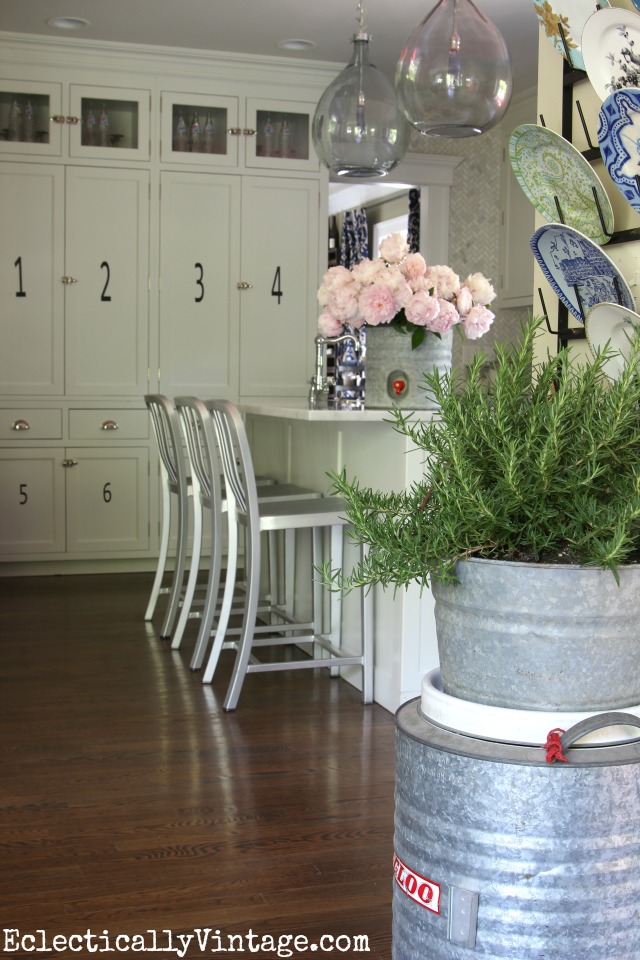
[239,401,394,422]
[239,400,437,422]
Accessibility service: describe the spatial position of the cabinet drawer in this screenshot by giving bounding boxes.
[0,408,62,439]
[68,409,149,440]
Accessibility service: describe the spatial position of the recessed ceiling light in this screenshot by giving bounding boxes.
[46,16,91,30]
[278,39,316,51]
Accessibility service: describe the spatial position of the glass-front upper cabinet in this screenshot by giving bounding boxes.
[68,85,151,161]
[245,99,319,173]
[160,92,240,166]
[0,79,64,156]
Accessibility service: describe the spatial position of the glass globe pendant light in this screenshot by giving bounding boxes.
[312,1,409,178]
[395,0,513,138]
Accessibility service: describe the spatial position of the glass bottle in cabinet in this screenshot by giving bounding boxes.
[68,85,150,160]
[161,92,238,166]
[250,102,317,170]
[0,82,62,155]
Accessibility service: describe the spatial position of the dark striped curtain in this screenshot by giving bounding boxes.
[340,208,369,267]
[407,188,421,253]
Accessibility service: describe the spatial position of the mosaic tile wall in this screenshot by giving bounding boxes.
[408,119,532,372]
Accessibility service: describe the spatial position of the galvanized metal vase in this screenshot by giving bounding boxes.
[363,325,452,410]
[431,557,640,712]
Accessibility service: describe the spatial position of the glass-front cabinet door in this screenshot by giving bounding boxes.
[160,92,240,166]
[245,99,318,172]
[0,79,64,156]
[68,84,151,161]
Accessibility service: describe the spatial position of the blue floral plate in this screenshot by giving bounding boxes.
[598,88,640,212]
[530,223,635,322]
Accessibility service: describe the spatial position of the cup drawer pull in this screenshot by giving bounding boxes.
[101,420,119,431]
[12,419,31,431]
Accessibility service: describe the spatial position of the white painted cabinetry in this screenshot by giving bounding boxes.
[0,35,331,571]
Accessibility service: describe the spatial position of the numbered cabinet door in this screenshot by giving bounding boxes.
[159,171,241,397]
[0,163,65,395]
[0,449,66,555]
[245,99,319,173]
[65,447,149,554]
[64,167,150,396]
[160,92,240,167]
[68,85,151,161]
[0,79,64,157]
[239,177,319,397]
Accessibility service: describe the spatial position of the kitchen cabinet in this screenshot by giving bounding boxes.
[0,163,149,396]
[0,79,150,161]
[160,90,318,173]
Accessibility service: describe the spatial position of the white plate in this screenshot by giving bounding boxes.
[531,223,635,322]
[533,0,610,71]
[585,301,640,380]
[582,7,640,102]
[510,123,613,244]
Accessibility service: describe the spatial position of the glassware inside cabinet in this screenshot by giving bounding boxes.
[255,109,309,160]
[80,97,138,149]
[0,91,51,144]
[170,103,227,154]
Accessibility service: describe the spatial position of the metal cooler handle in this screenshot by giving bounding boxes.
[560,712,640,750]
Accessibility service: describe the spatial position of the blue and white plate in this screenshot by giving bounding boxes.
[530,223,635,323]
[510,123,613,244]
[582,7,640,102]
[598,88,640,211]
[585,301,640,380]
[533,0,610,71]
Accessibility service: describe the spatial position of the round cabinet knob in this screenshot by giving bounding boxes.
[243,128,256,136]
[66,116,80,125]
[227,128,242,136]
[11,419,30,431]
[50,115,67,124]
[61,276,78,284]
[237,281,253,290]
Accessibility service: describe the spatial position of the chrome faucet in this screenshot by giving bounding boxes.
[308,333,361,409]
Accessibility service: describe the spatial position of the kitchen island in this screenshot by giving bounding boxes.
[240,401,439,714]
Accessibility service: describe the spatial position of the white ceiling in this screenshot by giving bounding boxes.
[0,0,539,96]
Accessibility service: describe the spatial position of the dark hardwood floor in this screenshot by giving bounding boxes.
[0,573,395,958]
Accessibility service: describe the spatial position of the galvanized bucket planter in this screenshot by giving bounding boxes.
[431,558,640,712]
[364,325,452,410]
[393,701,640,960]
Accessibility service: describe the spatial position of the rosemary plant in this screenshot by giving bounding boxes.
[327,316,640,591]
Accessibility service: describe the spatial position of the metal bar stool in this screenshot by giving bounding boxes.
[206,399,373,711]
[172,396,322,665]
[144,394,191,638]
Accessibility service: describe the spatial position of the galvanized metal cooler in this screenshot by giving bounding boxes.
[393,698,640,959]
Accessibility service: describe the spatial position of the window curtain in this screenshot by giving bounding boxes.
[340,208,369,267]
[407,188,421,253]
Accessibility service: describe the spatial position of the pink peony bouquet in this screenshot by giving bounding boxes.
[317,232,496,348]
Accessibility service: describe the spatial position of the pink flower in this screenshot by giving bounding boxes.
[424,265,460,300]
[379,233,409,265]
[464,272,496,305]
[352,259,385,285]
[456,285,473,317]
[330,285,360,322]
[358,283,399,326]
[462,305,495,339]
[401,253,427,284]
[429,299,460,334]
[317,266,355,306]
[405,291,441,327]
[317,311,344,337]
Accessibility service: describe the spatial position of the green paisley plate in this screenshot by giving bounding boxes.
[509,123,613,245]
[533,0,610,71]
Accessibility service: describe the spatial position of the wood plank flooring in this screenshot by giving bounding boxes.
[0,573,396,958]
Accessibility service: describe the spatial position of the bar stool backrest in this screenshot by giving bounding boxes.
[207,400,254,516]
[145,394,186,493]
[173,396,222,512]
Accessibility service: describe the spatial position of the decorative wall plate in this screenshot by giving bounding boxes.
[510,124,613,244]
[533,0,610,72]
[585,301,640,380]
[582,7,640,102]
[530,223,635,322]
[598,88,640,212]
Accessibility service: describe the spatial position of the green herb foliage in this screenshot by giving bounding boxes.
[326,317,640,592]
